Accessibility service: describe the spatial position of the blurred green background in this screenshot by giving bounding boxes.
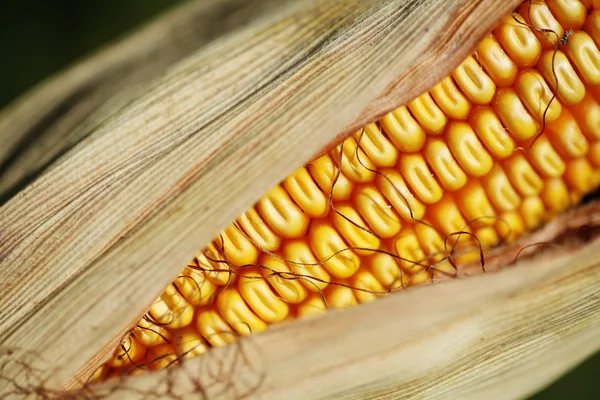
[1,0,598,398]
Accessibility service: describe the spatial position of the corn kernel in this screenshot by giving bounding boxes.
[283,167,329,218]
[238,269,289,323]
[353,184,402,238]
[520,0,564,49]
[481,164,522,212]
[308,155,354,201]
[495,15,542,68]
[424,139,467,191]
[452,55,497,105]
[565,31,600,86]
[258,185,310,238]
[493,88,539,141]
[408,92,447,134]
[379,106,426,152]
[309,220,361,278]
[446,121,493,177]
[217,288,267,335]
[476,35,518,86]
[504,154,544,196]
[195,307,235,347]
[376,169,426,221]
[469,106,515,159]
[354,123,399,168]
[237,207,281,251]
[398,154,443,204]
[283,239,330,292]
[547,0,587,29]
[430,76,472,119]
[331,137,377,183]
[260,255,307,304]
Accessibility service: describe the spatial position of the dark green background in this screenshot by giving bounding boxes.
[1,1,598,398]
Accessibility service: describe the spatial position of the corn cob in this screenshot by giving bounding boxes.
[94,0,600,382]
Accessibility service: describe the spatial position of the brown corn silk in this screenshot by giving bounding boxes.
[94,0,600,382]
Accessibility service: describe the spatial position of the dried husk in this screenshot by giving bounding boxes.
[2,0,599,399]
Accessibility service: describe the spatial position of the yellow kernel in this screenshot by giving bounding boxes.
[430,76,472,119]
[564,157,595,192]
[258,185,309,238]
[238,269,289,323]
[519,196,546,230]
[514,69,562,123]
[217,288,267,336]
[134,318,173,348]
[495,15,542,68]
[146,344,176,371]
[283,239,330,292]
[588,141,600,167]
[376,169,426,221]
[526,135,566,177]
[366,248,407,290]
[586,11,600,48]
[354,123,399,168]
[296,293,327,318]
[309,220,361,278]
[427,195,468,236]
[474,226,501,248]
[332,203,380,256]
[493,88,539,141]
[408,92,447,134]
[541,178,571,213]
[455,180,497,228]
[283,167,328,218]
[149,285,194,329]
[394,228,427,272]
[452,55,497,105]
[324,285,358,309]
[308,155,354,201]
[408,269,433,287]
[88,365,109,383]
[546,108,589,158]
[108,336,146,369]
[414,222,447,263]
[353,184,402,238]
[176,327,209,359]
[424,138,467,191]
[398,154,443,204]
[504,154,544,196]
[568,92,600,139]
[216,224,259,267]
[196,307,236,347]
[565,31,600,86]
[520,0,564,49]
[445,121,493,177]
[351,269,386,304]
[480,164,522,212]
[174,265,217,307]
[537,50,585,106]
[476,34,518,86]
[237,208,281,252]
[547,0,587,29]
[379,106,426,152]
[197,244,233,286]
[496,211,526,242]
[469,106,515,159]
[331,137,377,183]
[260,254,307,304]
